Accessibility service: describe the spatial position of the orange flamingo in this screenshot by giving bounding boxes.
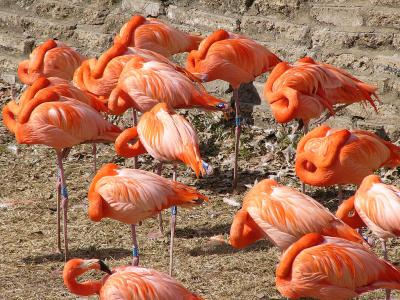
[115,103,210,274]
[88,163,208,266]
[73,43,194,98]
[276,233,400,300]
[229,179,363,250]
[63,258,202,299]
[2,92,121,260]
[107,54,228,115]
[18,39,86,85]
[264,57,379,133]
[336,175,400,299]
[295,125,400,198]
[186,29,281,191]
[114,15,203,58]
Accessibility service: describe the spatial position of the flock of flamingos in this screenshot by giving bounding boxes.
[2,13,400,300]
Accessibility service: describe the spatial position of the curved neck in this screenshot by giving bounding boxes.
[64,269,103,296]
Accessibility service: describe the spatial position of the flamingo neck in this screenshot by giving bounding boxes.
[64,269,103,296]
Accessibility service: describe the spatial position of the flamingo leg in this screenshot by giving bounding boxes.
[233,88,241,192]
[92,143,97,174]
[131,224,139,266]
[338,185,343,204]
[169,164,178,276]
[56,173,62,253]
[148,162,164,238]
[56,149,69,261]
[132,109,138,169]
[382,240,391,300]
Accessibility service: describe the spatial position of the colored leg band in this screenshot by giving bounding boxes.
[171,206,177,215]
[61,186,68,199]
[132,247,139,257]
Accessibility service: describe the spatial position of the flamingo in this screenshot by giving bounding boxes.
[186,29,281,191]
[295,125,400,200]
[2,92,121,260]
[276,233,400,300]
[107,54,228,115]
[264,57,379,133]
[229,178,363,251]
[73,43,196,98]
[115,102,210,274]
[4,76,108,172]
[114,15,203,58]
[63,258,202,299]
[336,175,400,299]
[88,163,208,266]
[18,39,86,85]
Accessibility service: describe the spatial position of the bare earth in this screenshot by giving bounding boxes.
[0,81,399,300]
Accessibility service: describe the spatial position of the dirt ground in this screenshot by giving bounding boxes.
[0,80,399,300]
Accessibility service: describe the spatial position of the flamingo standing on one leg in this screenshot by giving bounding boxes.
[263,57,379,134]
[115,103,210,274]
[63,258,203,299]
[88,163,208,267]
[295,125,400,202]
[276,233,400,300]
[2,92,121,260]
[336,174,400,300]
[229,178,364,251]
[186,29,281,191]
[113,15,203,58]
[18,39,86,85]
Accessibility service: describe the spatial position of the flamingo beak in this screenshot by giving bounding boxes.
[99,260,113,275]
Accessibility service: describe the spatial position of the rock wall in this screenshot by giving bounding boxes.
[0,0,399,134]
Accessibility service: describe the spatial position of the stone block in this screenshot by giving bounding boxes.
[167,5,239,32]
[364,7,400,29]
[122,0,164,17]
[311,6,363,26]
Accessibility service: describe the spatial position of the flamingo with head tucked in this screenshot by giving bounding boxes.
[295,125,400,200]
[88,163,208,267]
[18,39,86,85]
[264,57,379,133]
[276,233,400,300]
[2,91,121,260]
[229,178,364,251]
[336,175,400,300]
[63,258,202,299]
[186,29,281,191]
[115,103,210,274]
[114,15,203,58]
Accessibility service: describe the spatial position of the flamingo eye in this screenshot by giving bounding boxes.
[348,209,355,217]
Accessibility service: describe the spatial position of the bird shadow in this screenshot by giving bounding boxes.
[175,223,232,239]
[188,239,273,257]
[22,246,131,264]
[196,168,268,194]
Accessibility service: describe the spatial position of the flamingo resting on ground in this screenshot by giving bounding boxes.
[336,174,400,299]
[229,179,363,250]
[114,15,203,58]
[263,57,379,133]
[2,92,121,260]
[115,102,210,274]
[88,163,208,266]
[276,233,400,300]
[186,29,281,191]
[63,258,202,299]
[295,124,400,200]
[18,39,86,85]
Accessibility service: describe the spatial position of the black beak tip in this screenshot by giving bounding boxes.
[216,103,225,109]
[99,260,112,275]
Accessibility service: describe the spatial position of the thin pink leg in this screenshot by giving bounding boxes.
[132,109,139,169]
[382,240,391,300]
[169,164,178,276]
[131,224,139,266]
[148,163,164,238]
[232,88,241,193]
[56,150,69,261]
[56,173,62,253]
